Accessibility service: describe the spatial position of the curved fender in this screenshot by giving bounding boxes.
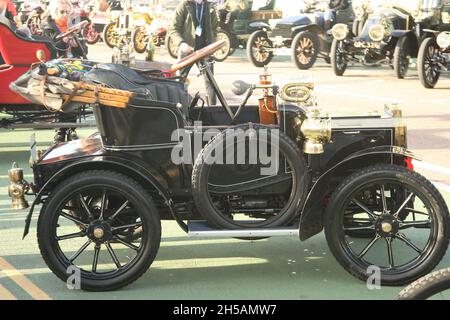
[391,30,413,38]
[249,21,270,30]
[299,146,420,241]
[22,155,182,239]
[292,24,322,35]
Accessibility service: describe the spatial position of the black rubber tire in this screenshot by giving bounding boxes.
[103,22,118,49]
[325,165,449,286]
[213,29,232,62]
[37,170,161,291]
[132,26,149,54]
[247,30,274,68]
[192,124,308,229]
[291,31,320,70]
[394,36,410,79]
[165,35,178,59]
[331,38,348,76]
[418,37,441,89]
[396,268,450,300]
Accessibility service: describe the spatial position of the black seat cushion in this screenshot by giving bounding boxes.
[96,63,167,85]
[83,67,190,108]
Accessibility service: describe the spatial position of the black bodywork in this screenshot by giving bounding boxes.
[24,81,412,241]
[12,48,450,290]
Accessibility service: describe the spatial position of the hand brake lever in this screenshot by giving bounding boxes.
[232,86,254,124]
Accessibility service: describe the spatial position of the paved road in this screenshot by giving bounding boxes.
[0,43,449,300]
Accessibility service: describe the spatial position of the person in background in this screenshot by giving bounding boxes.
[95,0,109,12]
[42,0,86,57]
[324,0,349,29]
[168,0,218,105]
[0,0,17,21]
[218,0,250,30]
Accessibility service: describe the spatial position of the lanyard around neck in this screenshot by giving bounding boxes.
[195,1,205,24]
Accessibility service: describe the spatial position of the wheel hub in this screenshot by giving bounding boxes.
[87,220,113,243]
[375,216,399,238]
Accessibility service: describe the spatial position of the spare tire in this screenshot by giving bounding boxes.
[191,124,309,229]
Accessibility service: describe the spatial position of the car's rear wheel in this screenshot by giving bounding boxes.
[165,35,178,59]
[213,29,232,62]
[291,31,320,70]
[132,26,149,54]
[325,165,449,286]
[192,124,308,229]
[394,36,410,79]
[331,38,348,76]
[84,22,101,45]
[418,37,441,89]
[247,30,274,68]
[37,170,161,291]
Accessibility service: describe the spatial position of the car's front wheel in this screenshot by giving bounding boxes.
[103,22,118,48]
[394,36,411,79]
[418,37,441,89]
[325,165,449,286]
[37,170,161,291]
[247,30,274,68]
[132,26,149,54]
[330,38,348,76]
[291,31,320,70]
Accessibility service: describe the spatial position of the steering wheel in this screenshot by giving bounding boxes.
[55,20,89,40]
[170,40,226,73]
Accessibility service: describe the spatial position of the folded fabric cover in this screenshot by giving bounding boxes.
[83,64,191,108]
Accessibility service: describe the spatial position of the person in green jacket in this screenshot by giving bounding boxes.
[168,0,218,105]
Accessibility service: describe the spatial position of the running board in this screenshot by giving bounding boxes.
[188,221,299,238]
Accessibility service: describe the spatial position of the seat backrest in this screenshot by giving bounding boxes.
[83,68,191,107]
[0,12,16,31]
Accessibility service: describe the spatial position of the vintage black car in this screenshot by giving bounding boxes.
[8,41,450,291]
[330,2,429,78]
[417,2,450,88]
[246,0,353,69]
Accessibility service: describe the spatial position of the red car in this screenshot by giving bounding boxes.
[0,15,56,113]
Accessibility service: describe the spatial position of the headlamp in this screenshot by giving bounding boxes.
[332,23,349,41]
[368,24,385,42]
[436,32,450,49]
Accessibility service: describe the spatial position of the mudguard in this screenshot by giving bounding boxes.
[22,155,182,239]
[292,24,322,35]
[391,29,413,38]
[298,146,420,241]
[249,21,270,30]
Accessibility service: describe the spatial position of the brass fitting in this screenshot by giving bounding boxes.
[8,163,29,210]
[300,107,332,154]
[385,103,407,148]
[385,102,402,118]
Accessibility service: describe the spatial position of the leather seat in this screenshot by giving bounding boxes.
[96,63,168,86]
[83,66,191,108]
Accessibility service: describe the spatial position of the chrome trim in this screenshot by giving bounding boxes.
[188,221,299,238]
